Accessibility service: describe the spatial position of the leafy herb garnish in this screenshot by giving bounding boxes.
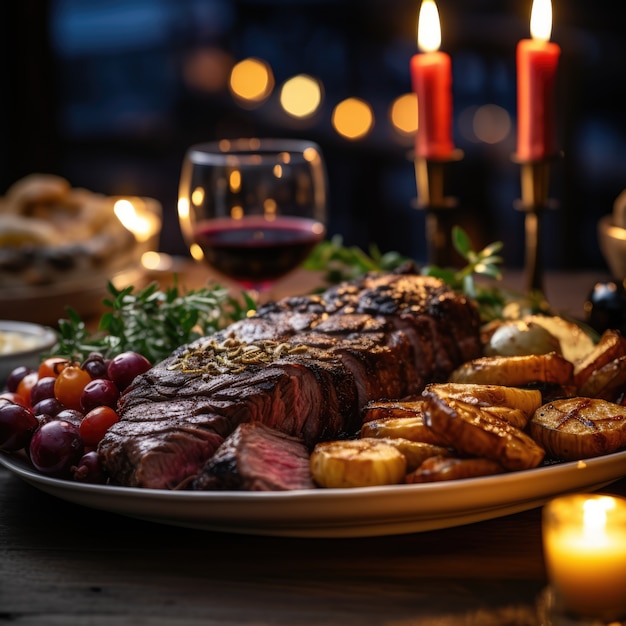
[53,280,253,364]
[303,235,410,285]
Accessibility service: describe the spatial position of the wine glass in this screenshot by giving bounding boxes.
[178,138,327,298]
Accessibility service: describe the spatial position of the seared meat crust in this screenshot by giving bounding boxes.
[99,269,482,489]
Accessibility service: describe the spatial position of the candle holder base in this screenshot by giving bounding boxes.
[537,586,626,626]
[513,155,560,295]
[413,150,463,268]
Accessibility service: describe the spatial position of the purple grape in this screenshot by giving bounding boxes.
[0,401,38,452]
[30,376,57,406]
[80,378,120,413]
[5,366,34,393]
[107,351,151,391]
[29,420,84,478]
[82,353,110,379]
[32,397,64,417]
[55,408,84,427]
[72,450,106,483]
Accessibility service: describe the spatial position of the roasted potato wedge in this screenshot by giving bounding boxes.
[424,383,542,428]
[578,354,626,401]
[448,352,574,388]
[574,329,626,389]
[310,438,407,488]
[424,394,546,471]
[361,399,427,423]
[406,455,505,483]
[375,437,451,472]
[360,415,449,446]
[530,397,626,461]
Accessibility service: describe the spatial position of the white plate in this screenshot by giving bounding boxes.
[1,450,625,537]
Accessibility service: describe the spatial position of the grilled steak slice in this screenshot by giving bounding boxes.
[193,422,315,491]
[99,269,482,489]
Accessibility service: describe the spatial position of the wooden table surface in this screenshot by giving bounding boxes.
[1,261,622,625]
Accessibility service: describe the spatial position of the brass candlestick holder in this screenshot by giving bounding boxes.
[513,155,558,295]
[414,149,463,267]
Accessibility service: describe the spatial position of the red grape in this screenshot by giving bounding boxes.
[79,406,119,447]
[5,366,34,393]
[0,401,38,452]
[0,391,29,408]
[38,357,69,379]
[107,351,151,391]
[72,450,107,483]
[32,397,64,418]
[81,353,110,379]
[80,378,120,413]
[55,408,85,427]
[29,420,84,478]
[16,372,39,407]
[30,376,57,406]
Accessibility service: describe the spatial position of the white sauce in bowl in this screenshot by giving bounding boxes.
[0,331,42,355]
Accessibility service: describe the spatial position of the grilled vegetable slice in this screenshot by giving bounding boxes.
[578,354,626,401]
[406,455,505,483]
[423,394,545,471]
[361,399,427,423]
[360,415,449,446]
[424,383,542,428]
[375,437,451,472]
[574,329,626,389]
[448,352,574,387]
[310,438,407,488]
[530,397,626,461]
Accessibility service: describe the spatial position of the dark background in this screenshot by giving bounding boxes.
[1,0,625,270]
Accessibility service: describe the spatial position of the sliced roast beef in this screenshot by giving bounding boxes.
[193,422,315,491]
[98,268,482,489]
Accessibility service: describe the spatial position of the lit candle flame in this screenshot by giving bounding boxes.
[530,0,553,43]
[582,496,616,544]
[417,0,441,53]
[114,198,159,243]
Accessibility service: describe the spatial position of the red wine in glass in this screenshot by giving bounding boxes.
[193,215,325,291]
[179,138,328,297]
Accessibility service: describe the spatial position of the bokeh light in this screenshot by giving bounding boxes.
[473,104,511,144]
[279,74,323,119]
[229,58,274,107]
[390,93,418,136]
[332,98,374,140]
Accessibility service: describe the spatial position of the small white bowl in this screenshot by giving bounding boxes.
[598,215,626,280]
[0,320,57,386]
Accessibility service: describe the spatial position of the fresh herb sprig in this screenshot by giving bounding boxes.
[53,281,253,364]
[420,226,510,321]
[303,234,410,285]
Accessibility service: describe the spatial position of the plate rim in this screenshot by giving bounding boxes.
[2,449,625,537]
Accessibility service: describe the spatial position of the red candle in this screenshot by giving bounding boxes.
[410,0,454,160]
[516,0,561,161]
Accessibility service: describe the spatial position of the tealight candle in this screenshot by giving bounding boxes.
[542,494,626,621]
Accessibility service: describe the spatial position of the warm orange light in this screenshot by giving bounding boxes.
[113,198,160,243]
[279,74,323,118]
[417,0,441,53]
[332,98,374,140]
[390,93,418,135]
[530,0,552,42]
[229,58,274,105]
